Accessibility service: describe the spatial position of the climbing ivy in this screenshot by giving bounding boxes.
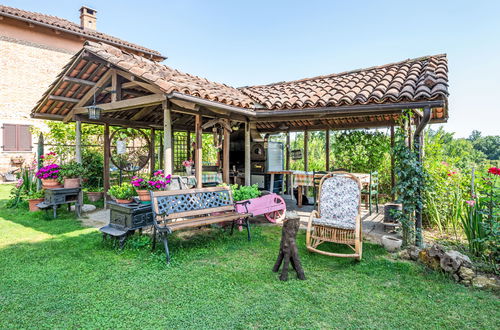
[392,110,427,247]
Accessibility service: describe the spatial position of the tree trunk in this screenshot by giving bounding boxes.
[272,215,306,281]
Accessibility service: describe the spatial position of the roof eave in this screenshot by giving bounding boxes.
[0,12,166,60]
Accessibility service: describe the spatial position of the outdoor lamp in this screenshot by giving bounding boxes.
[87,104,102,120]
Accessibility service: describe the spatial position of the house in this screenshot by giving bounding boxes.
[0,4,165,176]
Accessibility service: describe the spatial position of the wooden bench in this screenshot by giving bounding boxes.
[151,186,251,263]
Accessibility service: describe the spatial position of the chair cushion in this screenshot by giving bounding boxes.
[313,216,356,230]
[318,175,360,229]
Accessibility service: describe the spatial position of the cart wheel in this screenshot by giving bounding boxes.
[265,209,285,223]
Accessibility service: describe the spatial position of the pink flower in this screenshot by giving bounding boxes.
[488,167,500,176]
[466,200,476,207]
[441,161,449,166]
[16,178,23,188]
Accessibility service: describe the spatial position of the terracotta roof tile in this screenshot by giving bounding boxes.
[241,53,448,110]
[0,4,164,60]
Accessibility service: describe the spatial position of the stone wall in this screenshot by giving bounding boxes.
[0,36,74,176]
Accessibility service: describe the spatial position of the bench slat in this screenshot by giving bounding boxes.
[165,212,250,231]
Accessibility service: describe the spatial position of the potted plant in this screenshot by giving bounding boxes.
[108,183,136,204]
[85,186,104,202]
[27,190,45,212]
[182,160,194,175]
[130,170,172,202]
[36,152,62,189]
[60,161,86,188]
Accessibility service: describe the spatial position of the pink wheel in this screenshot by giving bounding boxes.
[264,195,286,223]
[265,209,285,223]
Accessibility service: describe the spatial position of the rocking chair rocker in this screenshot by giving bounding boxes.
[306,172,363,260]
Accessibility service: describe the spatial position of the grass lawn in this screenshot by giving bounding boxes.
[0,184,498,329]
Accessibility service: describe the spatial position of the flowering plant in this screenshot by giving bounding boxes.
[182,160,194,167]
[35,163,60,180]
[40,152,57,165]
[487,167,500,176]
[130,170,172,191]
[130,176,149,190]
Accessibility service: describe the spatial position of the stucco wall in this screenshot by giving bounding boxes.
[0,36,74,176]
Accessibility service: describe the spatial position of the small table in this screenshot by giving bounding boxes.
[36,187,82,218]
[100,201,154,248]
[293,171,371,208]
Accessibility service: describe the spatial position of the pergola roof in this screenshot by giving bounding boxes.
[31,41,449,131]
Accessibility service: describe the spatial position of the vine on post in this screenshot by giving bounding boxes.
[392,110,427,247]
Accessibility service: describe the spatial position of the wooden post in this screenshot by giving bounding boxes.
[37,133,44,190]
[223,125,230,184]
[304,130,308,172]
[103,123,110,200]
[285,131,291,194]
[163,100,173,175]
[75,119,82,163]
[244,121,251,186]
[159,133,164,169]
[390,125,395,200]
[150,128,156,176]
[195,114,203,188]
[186,130,191,160]
[325,129,330,171]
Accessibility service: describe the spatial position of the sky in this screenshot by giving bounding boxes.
[3,0,500,137]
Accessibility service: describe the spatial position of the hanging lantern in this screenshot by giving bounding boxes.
[87,105,102,120]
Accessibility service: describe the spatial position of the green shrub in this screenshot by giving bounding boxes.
[108,183,136,200]
[230,184,261,202]
[60,161,86,178]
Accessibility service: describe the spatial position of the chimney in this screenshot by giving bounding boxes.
[79,6,97,30]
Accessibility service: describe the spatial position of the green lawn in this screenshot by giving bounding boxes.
[0,184,498,329]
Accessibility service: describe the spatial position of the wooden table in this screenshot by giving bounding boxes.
[292,171,370,208]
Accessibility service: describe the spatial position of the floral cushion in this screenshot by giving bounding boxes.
[313,175,360,229]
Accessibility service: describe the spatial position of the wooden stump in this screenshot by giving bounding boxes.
[272,215,306,281]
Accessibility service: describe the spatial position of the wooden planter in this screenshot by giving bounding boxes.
[86,191,103,202]
[42,179,62,189]
[64,177,80,189]
[28,198,44,212]
[136,190,151,202]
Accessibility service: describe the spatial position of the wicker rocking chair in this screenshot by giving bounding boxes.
[306,172,363,260]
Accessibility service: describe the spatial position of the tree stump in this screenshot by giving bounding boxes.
[272,214,306,281]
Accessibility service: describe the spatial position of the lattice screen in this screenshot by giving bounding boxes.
[173,131,189,172]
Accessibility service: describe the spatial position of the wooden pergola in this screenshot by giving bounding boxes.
[32,41,449,214]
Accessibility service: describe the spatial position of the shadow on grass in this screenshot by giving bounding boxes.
[0,202,82,236]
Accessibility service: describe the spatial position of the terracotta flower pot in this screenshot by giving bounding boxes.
[42,179,62,189]
[136,189,151,202]
[28,198,44,212]
[115,198,133,204]
[64,177,80,189]
[86,191,103,202]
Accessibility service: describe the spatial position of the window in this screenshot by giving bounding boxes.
[2,124,32,152]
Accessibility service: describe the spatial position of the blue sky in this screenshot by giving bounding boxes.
[4,0,500,137]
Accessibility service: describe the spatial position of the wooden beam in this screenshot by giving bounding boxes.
[63,70,112,122]
[48,95,80,103]
[163,101,173,175]
[285,131,291,194]
[304,130,309,172]
[223,119,230,184]
[131,105,156,121]
[63,76,96,87]
[114,69,163,94]
[195,114,203,188]
[75,119,82,163]
[244,121,251,186]
[73,94,166,115]
[103,123,110,199]
[325,129,330,171]
[170,98,199,111]
[150,128,156,176]
[390,124,395,200]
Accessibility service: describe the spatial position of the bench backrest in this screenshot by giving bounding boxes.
[151,186,234,227]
